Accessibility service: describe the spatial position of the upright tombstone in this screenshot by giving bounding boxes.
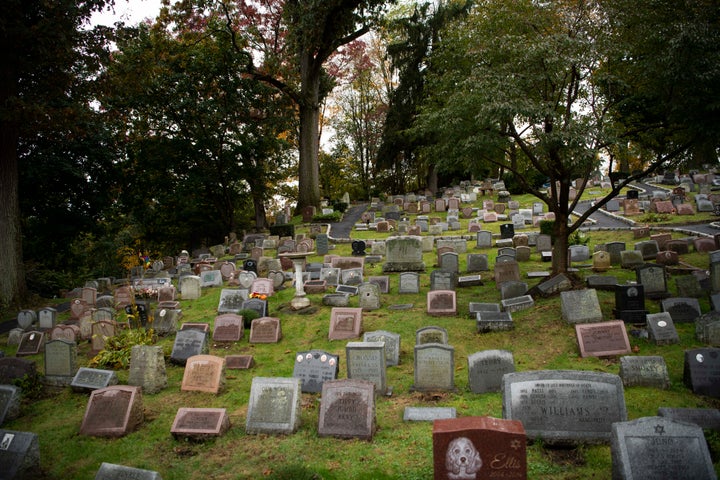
[16,331,44,357]
[398,272,421,294]
[467,350,515,394]
[413,343,455,392]
[14,310,33,330]
[127,345,167,395]
[181,355,225,394]
[560,289,603,324]
[357,282,381,311]
[476,230,493,249]
[433,417,526,480]
[44,339,77,386]
[318,379,376,440]
[502,370,627,445]
[37,307,57,331]
[364,330,401,366]
[606,241,626,265]
[170,329,209,365]
[328,307,362,340]
[245,377,302,435]
[95,463,162,480]
[293,350,339,393]
[611,417,716,480]
[661,297,702,323]
[614,284,647,324]
[646,312,680,345]
[427,290,457,316]
[249,317,282,344]
[0,430,40,480]
[79,385,143,438]
[416,326,449,345]
[212,313,244,342]
[179,275,202,300]
[0,385,21,426]
[430,270,458,291]
[684,348,720,398]
[382,236,425,272]
[494,260,521,286]
[346,342,387,395]
[636,264,668,299]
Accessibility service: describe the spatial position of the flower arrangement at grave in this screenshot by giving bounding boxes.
[89,327,156,369]
[249,292,268,301]
[132,284,159,300]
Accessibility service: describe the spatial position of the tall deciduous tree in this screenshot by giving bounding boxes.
[173,0,394,212]
[416,0,699,274]
[0,0,111,309]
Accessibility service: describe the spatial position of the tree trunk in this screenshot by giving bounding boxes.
[251,187,268,232]
[551,217,570,275]
[296,52,321,212]
[0,123,26,310]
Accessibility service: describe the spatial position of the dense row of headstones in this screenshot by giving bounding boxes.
[4,196,720,477]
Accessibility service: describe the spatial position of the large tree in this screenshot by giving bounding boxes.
[0,0,111,309]
[416,0,705,274]
[170,0,394,212]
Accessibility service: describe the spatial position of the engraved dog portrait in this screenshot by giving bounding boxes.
[445,436,482,479]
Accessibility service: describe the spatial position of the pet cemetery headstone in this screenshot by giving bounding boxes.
[467,349,515,394]
[432,417,526,480]
[364,330,401,366]
[127,345,167,394]
[560,289,603,324]
[346,341,387,395]
[413,343,455,392]
[0,430,40,480]
[217,289,248,314]
[427,290,457,316]
[170,407,230,440]
[79,385,143,438]
[0,385,21,426]
[646,312,679,345]
[575,320,631,357]
[620,250,644,269]
[71,367,119,393]
[170,329,209,365]
[179,275,202,300]
[610,416,716,480]
[614,284,647,324]
[476,311,514,333]
[661,297,702,323]
[226,355,254,369]
[657,407,720,432]
[635,264,668,299]
[37,307,57,331]
[212,313,244,342]
[16,331,44,357]
[43,339,77,387]
[328,308,362,340]
[403,407,456,422]
[245,377,302,435]
[502,370,627,444]
[683,348,720,398]
[416,326,448,345]
[618,356,670,389]
[382,236,425,273]
[494,260,520,286]
[292,350,339,393]
[249,317,282,343]
[318,379,376,440]
[181,355,225,394]
[357,282,381,311]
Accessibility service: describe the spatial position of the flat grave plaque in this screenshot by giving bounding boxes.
[575,320,631,357]
[245,377,302,435]
[611,416,716,480]
[403,407,457,422]
[292,350,339,393]
[226,355,254,369]
[71,367,118,392]
[318,379,376,440]
[80,385,143,438]
[502,370,627,444]
[171,407,230,440]
[94,462,162,480]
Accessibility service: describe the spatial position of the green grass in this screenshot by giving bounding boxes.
[3,195,720,479]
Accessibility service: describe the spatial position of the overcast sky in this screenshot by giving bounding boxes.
[91,0,164,26]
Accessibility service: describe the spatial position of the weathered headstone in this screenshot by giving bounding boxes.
[636,264,668,299]
[661,297,701,323]
[427,290,457,316]
[249,317,282,343]
[658,407,720,432]
[611,416,716,480]
[71,367,119,392]
[502,370,627,444]
[560,289,603,324]
[170,329,209,365]
[44,339,77,386]
[346,342,387,395]
[467,350,515,394]
[80,385,143,438]
[127,345,167,395]
[16,331,44,357]
[619,356,670,389]
[245,377,302,435]
[0,385,21,426]
[382,236,425,272]
[212,313,244,342]
[416,326,448,345]
[398,272,421,294]
[318,379,376,440]
[170,408,230,441]
[357,282,381,311]
[328,308,362,340]
[364,330,401,366]
[413,343,455,391]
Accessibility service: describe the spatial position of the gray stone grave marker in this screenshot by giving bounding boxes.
[217,288,248,314]
[363,330,401,366]
[127,345,167,395]
[44,339,77,386]
[0,430,40,480]
[0,385,21,426]
[245,377,302,435]
[170,329,209,365]
[646,312,679,345]
[292,350,339,393]
[619,356,670,389]
[413,343,455,391]
[382,236,425,272]
[71,367,119,392]
[318,379,376,440]
[398,272,420,294]
[403,407,456,422]
[502,370,627,444]
[658,407,720,432]
[346,342,387,395]
[636,264,668,299]
[611,417,716,480]
[468,349,515,394]
[561,289,603,324]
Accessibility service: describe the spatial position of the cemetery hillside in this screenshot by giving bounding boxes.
[3,0,720,479]
[4,180,720,479]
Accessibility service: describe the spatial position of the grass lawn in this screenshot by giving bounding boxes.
[2,195,720,479]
